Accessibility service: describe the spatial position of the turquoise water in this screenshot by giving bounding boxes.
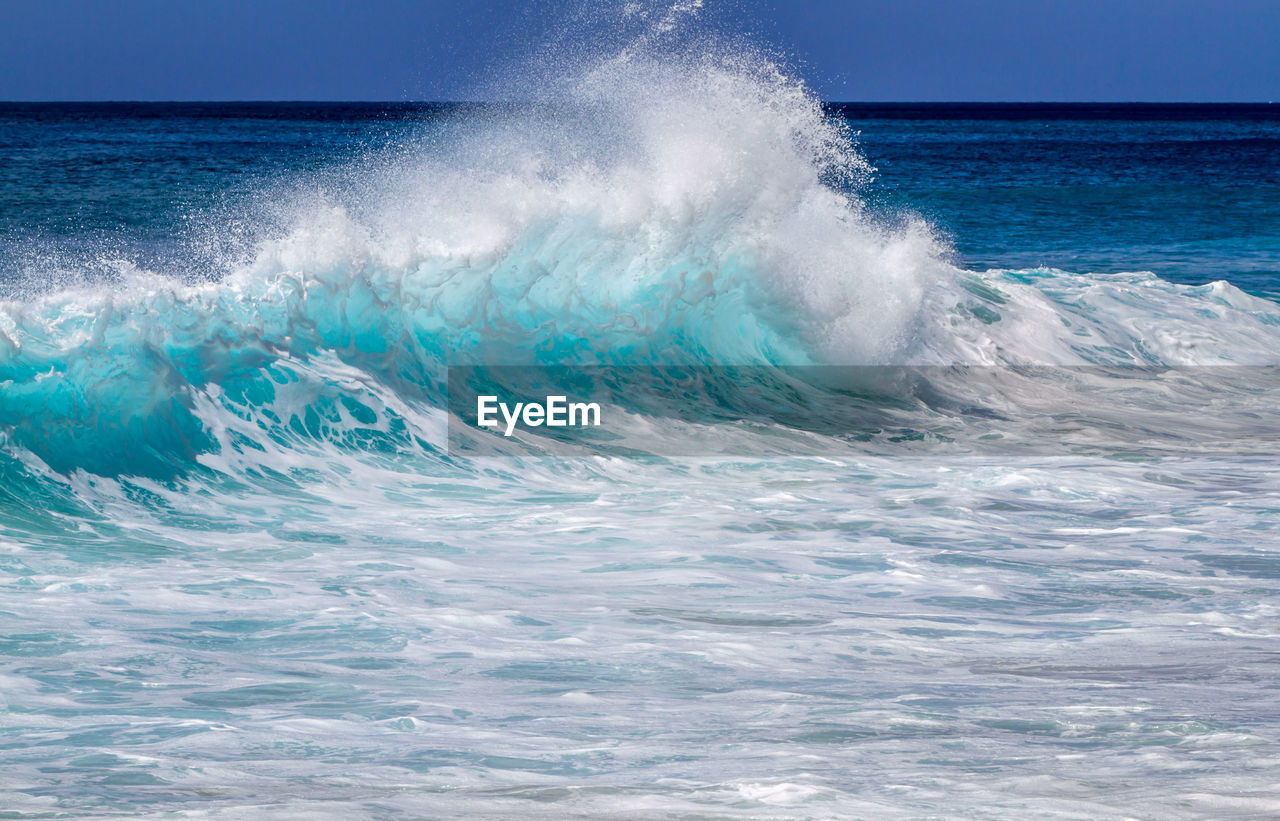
[3,46,1280,820]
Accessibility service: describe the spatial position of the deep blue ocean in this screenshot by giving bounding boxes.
[3,52,1280,820]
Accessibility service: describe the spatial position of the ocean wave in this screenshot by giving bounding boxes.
[2,43,1279,479]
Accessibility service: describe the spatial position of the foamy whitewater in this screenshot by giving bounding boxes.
[3,16,1280,821]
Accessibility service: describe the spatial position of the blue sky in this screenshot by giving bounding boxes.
[0,0,1275,101]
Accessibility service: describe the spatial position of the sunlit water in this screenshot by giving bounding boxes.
[3,23,1280,821]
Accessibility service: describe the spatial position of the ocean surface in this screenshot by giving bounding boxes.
[3,49,1280,820]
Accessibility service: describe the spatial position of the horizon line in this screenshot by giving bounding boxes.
[0,99,1275,106]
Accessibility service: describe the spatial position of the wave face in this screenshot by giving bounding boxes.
[4,17,1280,821]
